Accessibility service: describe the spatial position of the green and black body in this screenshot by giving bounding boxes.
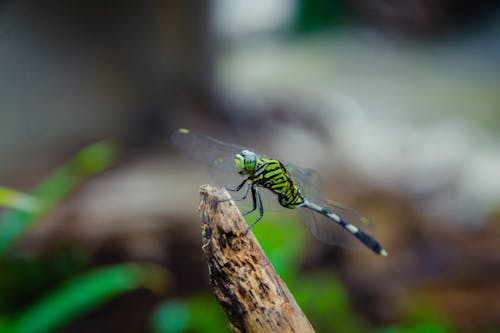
[233,150,387,256]
[172,128,388,256]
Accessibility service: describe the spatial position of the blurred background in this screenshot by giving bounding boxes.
[1,0,499,332]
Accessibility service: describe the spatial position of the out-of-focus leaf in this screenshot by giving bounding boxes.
[0,187,38,212]
[375,327,401,333]
[376,323,449,333]
[0,245,90,314]
[70,139,116,176]
[293,272,366,333]
[403,300,453,333]
[151,300,190,333]
[151,296,230,333]
[251,210,306,282]
[0,263,169,333]
[294,0,352,33]
[375,297,453,333]
[0,140,119,255]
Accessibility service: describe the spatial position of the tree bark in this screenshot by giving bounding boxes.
[199,185,315,333]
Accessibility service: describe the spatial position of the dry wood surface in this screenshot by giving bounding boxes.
[199,184,315,333]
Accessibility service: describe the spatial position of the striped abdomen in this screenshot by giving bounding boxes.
[303,200,388,256]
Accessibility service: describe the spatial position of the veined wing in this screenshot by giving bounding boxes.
[171,128,245,174]
[287,163,375,248]
[302,200,375,248]
[286,163,324,204]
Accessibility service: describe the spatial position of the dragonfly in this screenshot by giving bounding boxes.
[171,128,388,256]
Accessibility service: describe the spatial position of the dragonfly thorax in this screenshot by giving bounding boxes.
[235,150,257,175]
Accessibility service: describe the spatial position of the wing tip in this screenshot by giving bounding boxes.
[379,249,388,256]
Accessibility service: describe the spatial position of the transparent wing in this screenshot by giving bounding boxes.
[286,163,324,204]
[287,163,375,248]
[300,200,374,248]
[170,128,245,174]
[171,128,252,188]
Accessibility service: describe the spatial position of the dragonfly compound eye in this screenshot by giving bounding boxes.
[234,150,257,174]
[241,150,257,172]
[234,153,246,174]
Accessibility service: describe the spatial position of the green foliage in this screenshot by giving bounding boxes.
[294,0,353,33]
[70,139,117,177]
[0,140,169,333]
[0,246,89,314]
[151,296,230,333]
[293,273,366,333]
[399,300,453,333]
[0,140,118,255]
[375,298,453,333]
[152,300,191,333]
[250,210,306,282]
[0,187,38,212]
[0,263,168,333]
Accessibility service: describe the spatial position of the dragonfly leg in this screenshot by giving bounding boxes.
[219,179,249,203]
[244,189,264,234]
[241,186,257,216]
[234,183,251,201]
[225,178,248,192]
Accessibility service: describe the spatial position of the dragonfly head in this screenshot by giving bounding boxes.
[235,150,257,175]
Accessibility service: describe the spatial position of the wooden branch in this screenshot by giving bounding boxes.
[199,185,315,333]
